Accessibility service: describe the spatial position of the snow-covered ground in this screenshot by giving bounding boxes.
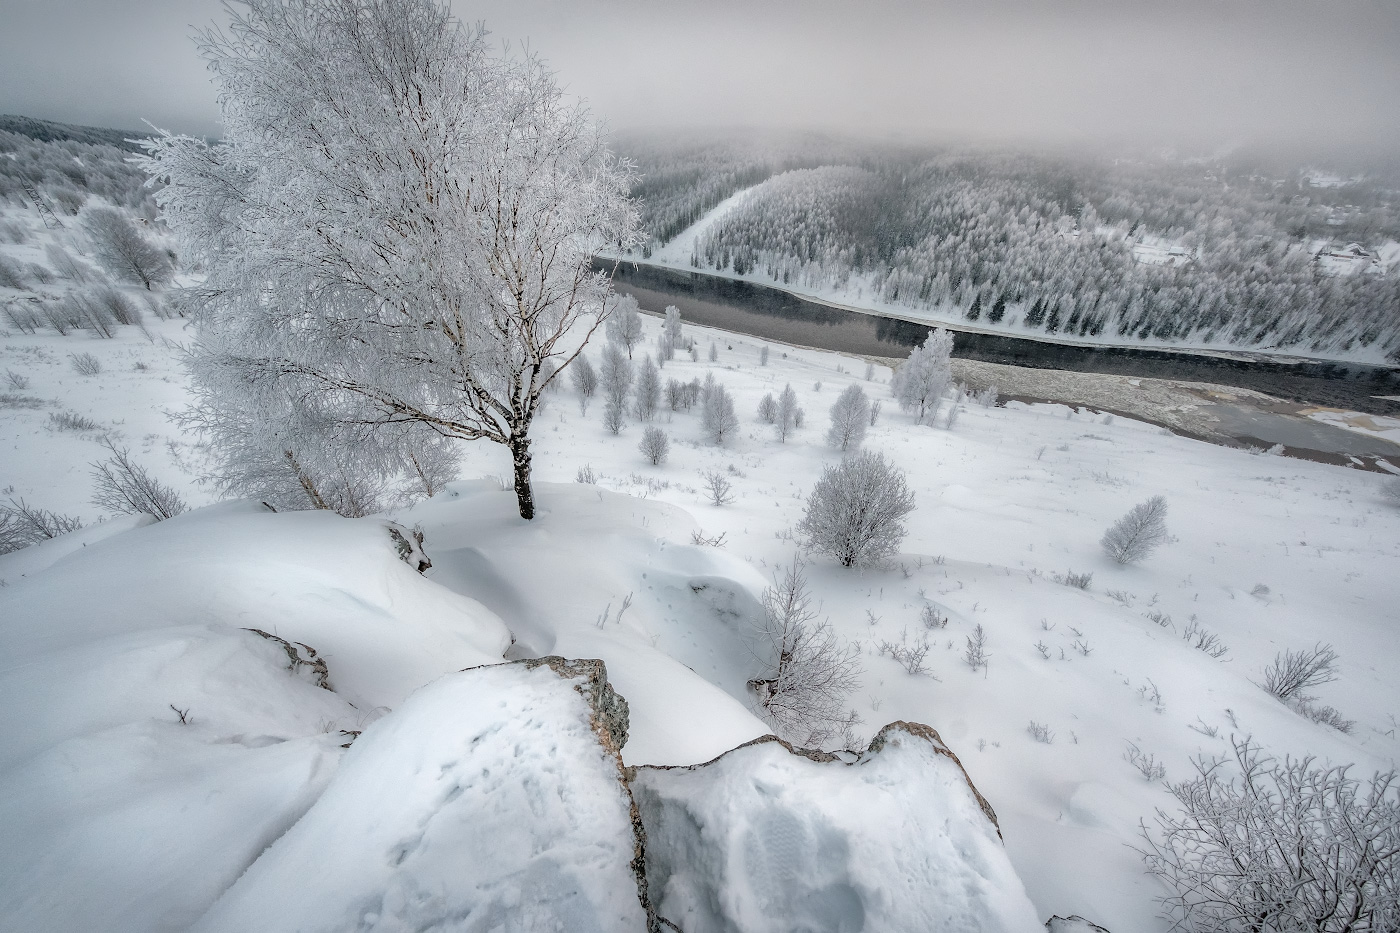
[3,266,1399,929]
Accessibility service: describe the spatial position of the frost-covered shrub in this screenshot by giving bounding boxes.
[826,383,870,451]
[0,254,27,289]
[68,352,102,375]
[604,295,643,358]
[633,355,660,421]
[638,426,669,466]
[891,328,952,423]
[1101,495,1168,564]
[1139,737,1399,933]
[1257,643,1339,702]
[799,450,915,567]
[0,497,83,554]
[747,557,862,748]
[701,469,734,506]
[48,410,100,432]
[776,383,799,442]
[80,205,173,290]
[700,383,738,445]
[603,398,625,435]
[757,393,777,424]
[569,354,598,413]
[89,437,187,520]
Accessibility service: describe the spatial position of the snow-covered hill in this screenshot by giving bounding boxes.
[2,240,1399,929]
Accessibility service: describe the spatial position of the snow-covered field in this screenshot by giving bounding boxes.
[3,286,1399,930]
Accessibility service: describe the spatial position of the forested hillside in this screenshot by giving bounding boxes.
[619,136,1400,362]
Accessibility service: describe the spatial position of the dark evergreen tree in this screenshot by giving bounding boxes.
[989,294,1006,323]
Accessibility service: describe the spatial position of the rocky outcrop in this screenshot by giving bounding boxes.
[193,658,653,933]
[1046,916,1113,933]
[630,720,1043,933]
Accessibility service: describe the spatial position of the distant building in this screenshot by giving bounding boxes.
[1313,243,1377,276]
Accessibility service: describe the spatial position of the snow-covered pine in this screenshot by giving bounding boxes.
[799,450,915,567]
[826,384,870,451]
[137,0,640,520]
[1101,495,1170,565]
[891,328,953,424]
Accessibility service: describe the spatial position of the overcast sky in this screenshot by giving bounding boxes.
[2,0,1398,157]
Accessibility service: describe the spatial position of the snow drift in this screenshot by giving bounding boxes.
[631,721,1044,933]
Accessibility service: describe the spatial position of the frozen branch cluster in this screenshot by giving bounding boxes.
[1102,495,1169,565]
[138,0,640,519]
[798,451,915,567]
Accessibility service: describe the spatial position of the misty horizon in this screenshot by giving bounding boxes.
[1,0,1398,164]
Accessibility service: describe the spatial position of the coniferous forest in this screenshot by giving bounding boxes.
[618,133,1400,362]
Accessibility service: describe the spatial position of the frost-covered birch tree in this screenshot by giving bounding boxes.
[891,328,953,423]
[138,0,640,519]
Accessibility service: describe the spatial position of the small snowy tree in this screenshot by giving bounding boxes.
[80,205,173,290]
[1140,737,1399,933]
[570,353,598,413]
[757,393,778,424]
[760,345,769,366]
[138,0,640,520]
[1385,475,1400,505]
[633,354,660,421]
[826,384,870,451]
[662,305,683,348]
[747,556,862,748]
[638,426,669,465]
[708,341,718,362]
[1102,495,1169,564]
[799,451,915,567]
[601,341,633,417]
[891,328,953,423]
[776,383,799,442]
[605,294,644,359]
[701,382,739,445]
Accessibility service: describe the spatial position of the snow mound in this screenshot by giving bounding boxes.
[194,657,652,933]
[630,721,1043,933]
[0,502,514,931]
[399,481,772,765]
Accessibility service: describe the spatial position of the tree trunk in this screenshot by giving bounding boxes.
[510,434,535,520]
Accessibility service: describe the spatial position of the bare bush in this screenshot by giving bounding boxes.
[6,369,31,390]
[879,629,932,675]
[68,351,102,375]
[575,464,598,484]
[747,557,862,748]
[1102,495,1169,565]
[0,497,84,554]
[701,469,734,506]
[89,437,187,520]
[1054,569,1093,590]
[1125,742,1167,781]
[798,450,914,567]
[48,410,100,432]
[1028,721,1054,744]
[964,623,991,671]
[638,426,669,466]
[1257,643,1340,702]
[1139,737,1398,933]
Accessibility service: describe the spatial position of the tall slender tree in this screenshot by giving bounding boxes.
[139,0,640,519]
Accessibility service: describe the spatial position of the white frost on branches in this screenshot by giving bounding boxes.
[1102,495,1169,565]
[798,450,915,567]
[138,0,640,519]
[890,328,952,424]
[747,556,862,749]
[826,383,870,451]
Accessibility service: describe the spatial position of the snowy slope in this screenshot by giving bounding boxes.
[3,270,1399,930]
[633,723,1043,933]
[194,659,651,933]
